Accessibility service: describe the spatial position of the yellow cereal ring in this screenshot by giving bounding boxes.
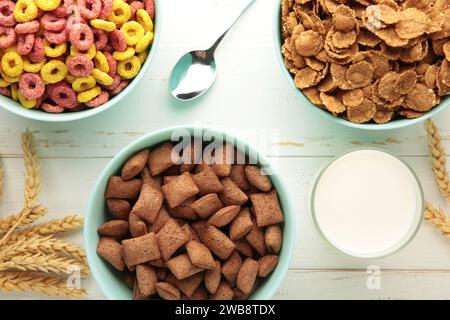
[92,68,114,86]
[90,19,116,32]
[11,83,18,101]
[0,79,10,88]
[13,0,38,22]
[35,0,61,11]
[70,44,97,59]
[40,60,67,84]
[112,47,135,61]
[137,51,148,65]
[44,40,67,58]
[2,51,24,77]
[121,21,145,46]
[136,9,153,32]
[108,0,131,25]
[72,76,96,93]
[117,56,141,79]
[93,51,110,73]
[18,91,36,109]
[1,72,21,83]
[77,86,101,103]
[23,58,47,73]
[65,73,77,84]
[135,31,153,53]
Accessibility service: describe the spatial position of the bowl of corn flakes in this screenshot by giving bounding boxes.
[0,0,160,122]
[274,0,450,129]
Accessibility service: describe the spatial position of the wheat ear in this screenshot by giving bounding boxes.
[0,271,86,298]
[0,253,90,277]
[0,235,87,262]
[0,206,48,237]
[424,119,450,201]
[424,202,450,236]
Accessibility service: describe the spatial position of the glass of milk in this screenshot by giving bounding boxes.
[311,148,424,259]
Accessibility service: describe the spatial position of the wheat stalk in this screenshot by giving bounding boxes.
[424,119,450,201]
[12,215,84,239]
[0,271,86,298]
[424,202,450,236]
[0,253,89,277]
[0,205,48,237]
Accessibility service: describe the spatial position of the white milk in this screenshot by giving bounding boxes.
[312,149,423,258]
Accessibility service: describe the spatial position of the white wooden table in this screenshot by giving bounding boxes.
[1,0,450,300]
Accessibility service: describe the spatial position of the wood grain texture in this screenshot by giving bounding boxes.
[0,0,449,299]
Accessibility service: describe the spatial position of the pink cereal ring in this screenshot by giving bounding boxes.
[103,51,117,76]
[99,0,113,20]
[145,0,155,19]
[93,29,108,50]
[48,81,77,108]
[44,29,67,45]
[17,34,35,56]
[41,13,67,32]
[69,23,94,51]
[66,17,87,35]
[104,73,120,90]
[19,73,45,100]
[67,55,94,77]
[0,27,16,49]
[85,91,109,107]
[130,1,144,19]
[27,37,45,63]
[109,29,127,52]
[53,0,74,18]
[67,103,85,112]
[78,0,102,20]
[42,103,65,113]
[0,1,16,27]
[111,80,129,95]
[15,21,40,34]
[0,87,11,97]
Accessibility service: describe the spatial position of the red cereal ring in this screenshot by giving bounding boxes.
[145,0,155,19]
[104,73,120,90]
[17,34,35,56]
[99,0,113,20]
[27,37,45,63]
[0,87,11,97]
[130,1,144,19]
[69,23,94,51]
[110,80,129,95]
[67,55,94,77]
[103,51,117,76]
[78,0,102,20]
[15,21,40,34]
[93,29,108,50]
[53,0,74,18]
[41,13,67,32]
[109,29,127,52]
[44,29,67,45]
[42,102,65,113]
[0,26,16,49]
[0,1,16,27]
[66,103,85,112]
[19,73,45,100]
[48,81,77,108]
[85,90,109,107]
[103,43,113,53]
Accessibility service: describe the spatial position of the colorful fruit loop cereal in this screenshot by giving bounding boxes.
[0,0,155,113]
[280,0,450,124]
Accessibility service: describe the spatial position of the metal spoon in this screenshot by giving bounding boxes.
[169,0,257,101]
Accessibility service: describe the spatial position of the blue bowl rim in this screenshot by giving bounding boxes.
[0,0,162,122]
[84,125,296,300]
[272,0,450,130]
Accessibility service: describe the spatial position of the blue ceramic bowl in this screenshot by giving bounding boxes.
[273,0,450,130]
[84,126,296,300]
[0,0,162,122]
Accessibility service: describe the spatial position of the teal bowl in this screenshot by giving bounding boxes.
[272,0,450,130]
[0,0,162,122]
[84,126,296,300]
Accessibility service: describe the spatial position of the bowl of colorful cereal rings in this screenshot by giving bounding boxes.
[0,0,160,122]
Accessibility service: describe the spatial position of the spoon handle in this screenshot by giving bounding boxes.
[207,0,257,54]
